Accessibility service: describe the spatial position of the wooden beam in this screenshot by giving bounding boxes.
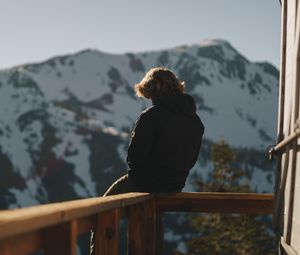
[144,200,158,255]
[43,220,77,255]
[127,200,158,255]
[281,237,299,255]
[0,231,42,255]
[0,193,152,241]
[155,211,164,255]
[156,192,274,214]
[77,215,97,235]
[0,191,274,255]
[94,209,120,255]
[128,204,146,255]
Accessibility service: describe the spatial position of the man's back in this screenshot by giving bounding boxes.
[127,94,204,193]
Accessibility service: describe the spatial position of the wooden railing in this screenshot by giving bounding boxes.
[0,192,273,255]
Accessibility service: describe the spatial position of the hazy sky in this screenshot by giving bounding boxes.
[0,0,281,69]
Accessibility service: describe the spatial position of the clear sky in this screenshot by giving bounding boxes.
[0,0,281,69]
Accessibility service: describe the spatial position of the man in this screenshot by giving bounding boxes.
[103,67,204,196]
[90,67,204,254]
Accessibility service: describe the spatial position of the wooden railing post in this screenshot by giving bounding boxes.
[43,220,77,255]
[94,208,120,255]
[128,203,145,255]
[0,192,273,255]
[128,199,157,255]
[0,232,42,255]
[145,199,158,255]
[155,210,164,255]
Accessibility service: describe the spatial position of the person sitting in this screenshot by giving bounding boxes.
[103,67,205,196]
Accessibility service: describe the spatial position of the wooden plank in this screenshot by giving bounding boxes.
[284,152,294,239]
[275,0,288,232]
[127,200,158,255]
[128,204,146,254]
[155,211,164,255]
[94,209,120,255]
[290,0,300,251]
[281,237,299,255]
[293,140,300,251]
[144,200,157,255]
[156,192,274,214]
[291,221,300,253]
[77,210,127,236]
[0,231,42,255]
[286,142,297,244]
[277,0,288,138]
[0,191,274,255]
[77,215,97,235]
[286,0,300,241]
[274,150,290,233]
[0,193,152,240]
[43,220,77,255]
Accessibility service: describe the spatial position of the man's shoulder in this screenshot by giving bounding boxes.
[141,105,166,115]
[141,105,156,114]
[138,105,168,122]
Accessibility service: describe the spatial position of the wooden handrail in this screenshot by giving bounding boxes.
[0,192,152,241]
[0,192,274,255]
[156,192,274,214]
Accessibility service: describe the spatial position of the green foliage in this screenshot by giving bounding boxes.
[194,140,250,193]
[178,139,276,255]
[180,214,275,255]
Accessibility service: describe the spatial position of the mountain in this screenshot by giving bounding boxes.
[0,39,279,209]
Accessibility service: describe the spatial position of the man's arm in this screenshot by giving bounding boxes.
[127,109,159,170]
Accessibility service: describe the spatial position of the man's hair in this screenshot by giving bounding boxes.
[135,67,185,99]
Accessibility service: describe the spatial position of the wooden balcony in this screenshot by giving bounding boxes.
[0,192,273,255]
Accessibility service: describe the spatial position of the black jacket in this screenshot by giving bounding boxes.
[127,94,204,193]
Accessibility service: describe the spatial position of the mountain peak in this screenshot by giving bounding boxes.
[196,39,233,48]
[0,38,279,209]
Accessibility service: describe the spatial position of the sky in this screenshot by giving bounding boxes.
[0,0,281,69]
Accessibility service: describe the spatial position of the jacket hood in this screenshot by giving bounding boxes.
[152,94,197,116]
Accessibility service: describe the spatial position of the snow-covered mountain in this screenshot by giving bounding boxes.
[0,39,278,209]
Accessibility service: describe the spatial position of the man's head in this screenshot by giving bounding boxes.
[135,67,185,100]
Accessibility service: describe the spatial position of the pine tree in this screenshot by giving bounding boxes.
[176,139,276,255]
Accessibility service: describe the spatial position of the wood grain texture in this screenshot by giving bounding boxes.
[277,1,300,253]
[77,215,97,235]
[128,204,146,255]
[0,193,152,240]
[43,220,77,255]
[95,209,120,255]
[155,211,164,255]
[127,200,157,255]
[0,231,42,255]
[156,192,274,214]
[144,200,158,255]
[0,192,275,255]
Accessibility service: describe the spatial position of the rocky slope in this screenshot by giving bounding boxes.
[0,39,279,209]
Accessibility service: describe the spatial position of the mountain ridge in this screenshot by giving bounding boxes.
[0,39,278,209]
[10,38,278,72]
